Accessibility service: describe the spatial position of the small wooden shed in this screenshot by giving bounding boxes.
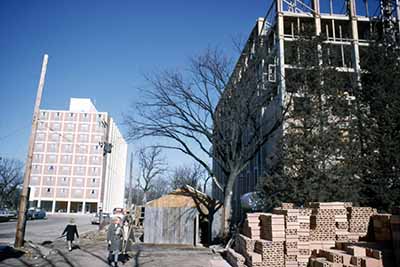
[143,189,201,245]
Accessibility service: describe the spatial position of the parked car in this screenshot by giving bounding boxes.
[27,208,46,220]
[7,210,17,219]
[0,208,12,222]
[91,212,111,225]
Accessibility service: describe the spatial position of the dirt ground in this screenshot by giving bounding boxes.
[0,237,231,267]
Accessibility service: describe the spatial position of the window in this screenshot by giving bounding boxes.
[47,188,51,193]
[52,122,61,130]
[92,178,96,183]
[54,112,61,120]
[80,124,90,132]
[91,190,95,194]
[37,133,45,141]
[48,155,56,163]
[65,123,74,131]
[78,145,87,153]
[79,134,89,142]
[48,144,57,152]
[49,166,54,170]
[63,177,67,182]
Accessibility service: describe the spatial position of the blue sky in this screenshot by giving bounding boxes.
[0,0,271,170]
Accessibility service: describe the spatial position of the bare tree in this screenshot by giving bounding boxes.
[170,163,206,191]
[0,157,23,209]
[125,46,285,236]
[137,147,167,203]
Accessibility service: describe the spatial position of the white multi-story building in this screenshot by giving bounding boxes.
[29,98,127,214]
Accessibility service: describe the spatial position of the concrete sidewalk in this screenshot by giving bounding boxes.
[0,237,231,267]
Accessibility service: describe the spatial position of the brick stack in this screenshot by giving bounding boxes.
[347,207,375,239]
[235,234,257,262]
[334,204,350,242]
[371,214,392,242]
[308,203,338,242]
[298,210,312,267]
[391,207,400,267]
[242,213,261,239]
[259,213,285,241]
[254,239,285,267]
[310,243,383,267]
[272,208,310,267]
[227,202,383,267]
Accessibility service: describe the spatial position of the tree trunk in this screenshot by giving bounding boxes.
[221,172,237,238]
[207,212,214,245]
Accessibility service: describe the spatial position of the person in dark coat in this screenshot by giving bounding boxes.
[62,218,79,251]
[107,216,122,266]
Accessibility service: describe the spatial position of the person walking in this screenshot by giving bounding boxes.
[62,218,79,251]
[121,220,131,255]
[107,216,122,267]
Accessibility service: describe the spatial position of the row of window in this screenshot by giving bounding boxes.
[31,165,102,176]
[31,176,100,187]
[36,131,104,143]
[40,111,105,122]
[35,187,99,199]
[34,143,103,154]
[38,121,106,133]
[33,154,102,165]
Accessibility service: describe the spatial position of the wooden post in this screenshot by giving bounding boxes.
[128,152,133,208]
[15,54,48,248]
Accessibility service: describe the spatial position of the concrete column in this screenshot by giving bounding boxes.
[313,0,323,67]
[37,199,41,208]
[313,0,321,35]
[67,201,71,213]
[277,0,286,105]
[349,0,361,76]
[82,201,86,214]
[51,200,56,213]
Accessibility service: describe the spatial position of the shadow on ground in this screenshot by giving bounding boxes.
[0,245,24,262]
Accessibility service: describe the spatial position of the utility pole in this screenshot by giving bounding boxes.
[15,54,48,248]
[128,152,133,208]
[99,116,111,230]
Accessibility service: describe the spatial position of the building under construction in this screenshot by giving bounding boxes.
[212,0,400,221]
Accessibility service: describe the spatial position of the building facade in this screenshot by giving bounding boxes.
[212,0,400,221]
[29,98,127,214]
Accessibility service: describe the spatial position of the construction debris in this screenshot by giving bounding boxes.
[226,202,397,267]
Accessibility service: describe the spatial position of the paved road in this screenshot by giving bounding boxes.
[0,214,97,245]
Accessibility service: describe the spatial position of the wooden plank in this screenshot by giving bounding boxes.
[144,207,199,245]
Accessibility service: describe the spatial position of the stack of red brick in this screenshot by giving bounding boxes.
[272,208,311,267]
[242,213,262,239]
[310,242,383,267]
[348,207,376,239]
[225,202,391,267]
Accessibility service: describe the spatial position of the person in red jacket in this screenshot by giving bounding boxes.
[62,218,79,251]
